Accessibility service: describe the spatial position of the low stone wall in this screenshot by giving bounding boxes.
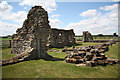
[62,43,110,53]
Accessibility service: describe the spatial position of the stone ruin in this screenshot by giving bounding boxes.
[64,42,119,67]
[48,28,76,48]
[2,6,76,65]
[2,6,52,65]
[82,31,93,42]
[2,5,118,67]
[11,6,52,59]
[12,6,54,59]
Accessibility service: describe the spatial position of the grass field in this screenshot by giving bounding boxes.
[75,36,119,41]
[2,42,119,78]
[1,48,15,60]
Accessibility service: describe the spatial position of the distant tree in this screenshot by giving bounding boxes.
[98,34,103,37]
[113,33,118,37]
[7,35,12,37]
[2,36,8,38]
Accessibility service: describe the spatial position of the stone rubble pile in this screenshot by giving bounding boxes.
[64,42,119,67]
[63,43,109,53]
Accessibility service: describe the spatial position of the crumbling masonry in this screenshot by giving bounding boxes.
[49,28,76,48]
[2,6,76,65]
[82,31,93,42]
[11,6,51,59]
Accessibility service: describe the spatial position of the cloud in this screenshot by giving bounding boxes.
[49,14,61,29]
[0,1,13,15]
[80,9,97,17]
[100,4,118,11]
[2,11,27,24]
[0,1,58,36]
[50,14,60,18]
[0,21,20,36]
[65,4,118,35]
[24,7,27,9]
[49,18,61,29]
[0,1,27,36]
[112,0,120,1]
[0,1,27,24]
[19,0,56,13]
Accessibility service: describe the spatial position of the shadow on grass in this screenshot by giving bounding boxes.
[42,56,65,61]
[2,55,65,67]
[74,43,82,46]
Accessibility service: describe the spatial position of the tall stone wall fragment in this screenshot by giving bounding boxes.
[82,31,93,42]
[11,6,51,59]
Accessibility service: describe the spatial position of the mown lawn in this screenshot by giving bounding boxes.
[104,42,118,59]
[2,42,119,78]
[1,48,15,60]
[0,37,12,40]
[75,37,119,42]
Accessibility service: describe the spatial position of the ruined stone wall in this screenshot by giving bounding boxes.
[11,6,51,59]
[11,5,76,59]
[82,31,93,42]
[64,29,75,46]
[49,28,75,48]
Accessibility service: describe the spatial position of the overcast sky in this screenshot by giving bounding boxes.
[0,0,119,36]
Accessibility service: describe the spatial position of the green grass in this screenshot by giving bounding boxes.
[0,40,11,48]
[76,42,101,46]
[94,38,118,41]
[75,36,119,41]
[0,38,12,40]
[48,52,67,59]
[2,42,119,78]
[104,42,118,59]
[50,42,101,51]
[1,48,15,60]
[50,48,63,51]
[68,42,101,49]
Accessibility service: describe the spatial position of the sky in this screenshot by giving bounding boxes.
[0,0,119,36]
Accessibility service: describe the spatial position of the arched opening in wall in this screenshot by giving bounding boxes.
[58,33,63,43]
[69,33,74,43]
[69,34,72,43]
[46,34,51,47]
